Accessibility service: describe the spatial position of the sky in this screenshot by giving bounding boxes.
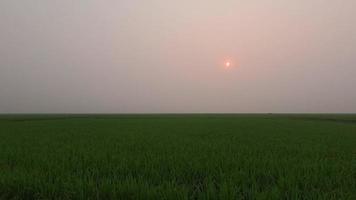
[0,0,355,113]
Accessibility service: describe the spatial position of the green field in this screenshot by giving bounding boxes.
[0,114,355,199]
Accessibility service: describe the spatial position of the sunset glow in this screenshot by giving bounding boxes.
[1,0,355,114]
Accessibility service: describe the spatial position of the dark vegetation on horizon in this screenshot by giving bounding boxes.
[0,114,355,199]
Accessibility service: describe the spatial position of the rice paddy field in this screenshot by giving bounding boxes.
[0,114,355,199]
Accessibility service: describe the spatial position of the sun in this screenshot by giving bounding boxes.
[225,62,231,68]
[224,60,233,69]
[222,58,236,70]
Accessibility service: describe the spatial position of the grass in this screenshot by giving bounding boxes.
[0,114,355,199]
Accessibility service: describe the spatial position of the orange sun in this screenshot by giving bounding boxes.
[225,61,231,68]
[224,60,233,69]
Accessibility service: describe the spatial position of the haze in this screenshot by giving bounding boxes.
[1,0,355,113]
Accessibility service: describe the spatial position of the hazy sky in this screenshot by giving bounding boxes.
[1,0,355,113]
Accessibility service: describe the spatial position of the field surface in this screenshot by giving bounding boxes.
[0,114,355,199]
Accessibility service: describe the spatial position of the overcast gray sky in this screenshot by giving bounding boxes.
[1,0,355,113]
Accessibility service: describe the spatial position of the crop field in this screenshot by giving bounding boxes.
[0,114,355,199]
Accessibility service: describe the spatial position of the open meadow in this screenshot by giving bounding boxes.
[0,114,355,199]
